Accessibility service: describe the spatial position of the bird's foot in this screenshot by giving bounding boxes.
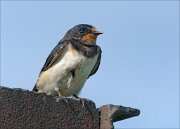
[73,94,85,107]
[53,87,68,103]
[55,95,69,104]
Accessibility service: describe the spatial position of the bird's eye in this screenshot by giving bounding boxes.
[79,29,84,33]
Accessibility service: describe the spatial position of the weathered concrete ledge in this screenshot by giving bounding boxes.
[0,86,140,129]
[98,104,140,129]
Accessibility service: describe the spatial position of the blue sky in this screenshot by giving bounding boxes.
[1,1,179,129]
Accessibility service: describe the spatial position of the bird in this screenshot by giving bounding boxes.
[32,24,102,100]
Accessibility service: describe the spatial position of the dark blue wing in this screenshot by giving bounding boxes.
[32,40,68,91]
[88,45,102,77]
[39,40,68,73]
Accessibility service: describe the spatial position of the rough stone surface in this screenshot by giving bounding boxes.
[0,86,99,129]
[0,86,141,129]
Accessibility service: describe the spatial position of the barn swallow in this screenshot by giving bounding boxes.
[33,24,102,100]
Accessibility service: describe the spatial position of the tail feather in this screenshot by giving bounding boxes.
[32,84,38,92]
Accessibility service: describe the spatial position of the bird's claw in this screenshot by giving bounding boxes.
[55,95,69,104]
[73,94,85,107]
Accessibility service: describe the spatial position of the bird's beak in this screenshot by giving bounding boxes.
[92,31,103,35]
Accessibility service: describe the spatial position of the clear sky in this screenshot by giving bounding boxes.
[1,1,179,129]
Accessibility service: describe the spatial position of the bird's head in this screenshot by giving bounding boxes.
[64,24,103,45]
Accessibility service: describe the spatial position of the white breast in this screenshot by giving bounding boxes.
[36,44,98,97]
